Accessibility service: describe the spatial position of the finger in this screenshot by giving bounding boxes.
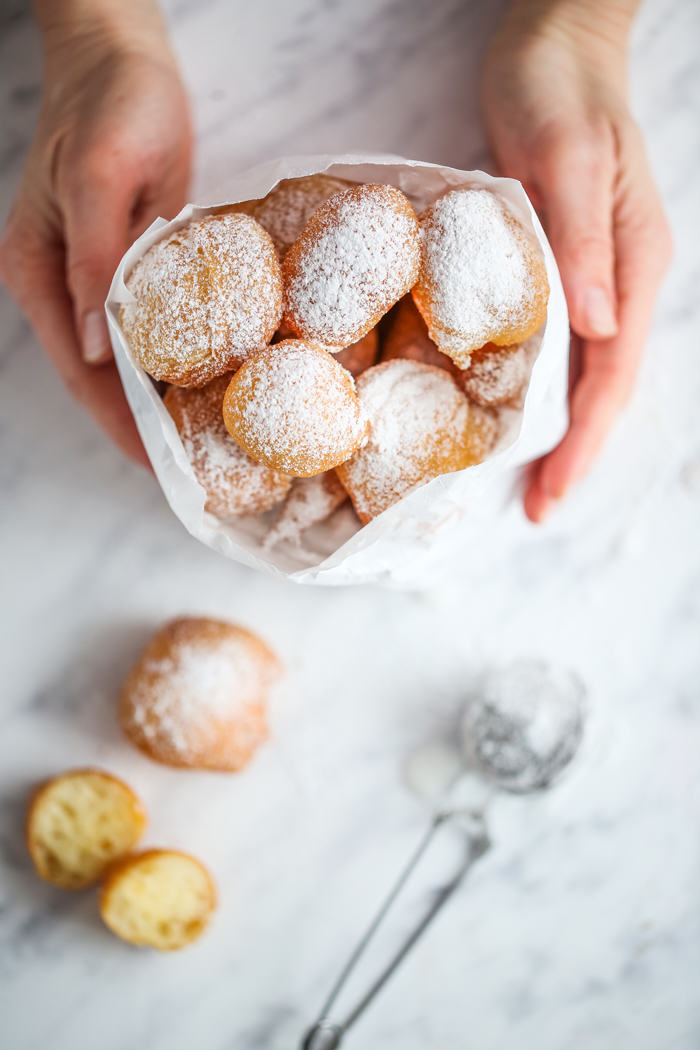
[0,214,150,467]
[525,176,671,519]
[60,162,137,366]
[533,127,619,341]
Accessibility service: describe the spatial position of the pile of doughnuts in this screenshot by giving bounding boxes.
[121,174,549,542]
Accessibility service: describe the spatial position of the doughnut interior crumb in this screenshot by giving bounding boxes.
[27,769,146,890]
[100,850,216,951]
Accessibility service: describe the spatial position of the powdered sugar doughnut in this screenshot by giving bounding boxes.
[164,376,291,518]
[120,618,281,772]
[382,296,460,376]
[282,184,421,349]
[412,188,549,367]
[459,340,535,409]
[222,340,368,477]
[252,174,351,256]
[336,360,487,523]
[265,471,348,549]
[120,213,283,386]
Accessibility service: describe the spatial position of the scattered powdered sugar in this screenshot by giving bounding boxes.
[414,189,545,363]
[165,377,290,518]
[121,213,282,385]
[283,184,420,347]
[253,174,351,255]
[264,471,347,549]
[337,360,473,521]
[225,342,368,476]
[460,339,536,409]
[127,637,269,760]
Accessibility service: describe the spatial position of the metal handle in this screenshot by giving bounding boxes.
[301,809,490,1048]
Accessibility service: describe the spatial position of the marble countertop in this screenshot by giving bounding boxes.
[1,1,699,1048]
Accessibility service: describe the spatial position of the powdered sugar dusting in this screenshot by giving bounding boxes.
[253,175,351,255]
[264,472,347,549]
[460,340,536,409]
[165,378,290,518]
[414,189,547,364]
[283,184,420,348]
[337,360,475,521]
[121,213,282,385]
[224,341,368,477]
[125,632,272,762]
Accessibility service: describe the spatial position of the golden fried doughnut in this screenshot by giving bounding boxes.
[382,296,460,376]
[100,849,216,951]
[164,376,291,518]
[26,769,146,890]
[252,174,351,256]
[265,471,348,548]
[120,213,283,386]
[459,341,535,409]
[282,183,421,349]
[336,360,487,522]
[222,340,368,477]
[120,617,281,772]
[412,188,549,367]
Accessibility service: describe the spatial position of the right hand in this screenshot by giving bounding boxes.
[0,14,192,465]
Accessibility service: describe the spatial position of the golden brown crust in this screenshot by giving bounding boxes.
[222,340,368,477]
[120,617,281,772]
[163,376,291,517]
[412,189,549,367]
[381,296,461,377]
[99,849,217,951]
[250,174,352,256]
[458,342,532,409]
[282,184,421,348]
[334,328,379,377]
[120,213,283,387]
[26,769,146,890]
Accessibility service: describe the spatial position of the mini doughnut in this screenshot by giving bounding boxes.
[100,849,216,951]
[120,617,281,772]
[120,213,283,386]
[222,340,368,477]
[26,769,146,890]
[459,340,535,409]
[412,188,549,367]
[164,376,291,518]
[282,183,421,349]
[252,173,351,256]
[265,471,348,549]
[335,328,379,377]
[382,296,460,377]
[336,359,487,523]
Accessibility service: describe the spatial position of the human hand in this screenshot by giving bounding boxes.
[481,0,672,522]
[0,1,191,465]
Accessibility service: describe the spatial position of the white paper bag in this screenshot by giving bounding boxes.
[105,153,569,587]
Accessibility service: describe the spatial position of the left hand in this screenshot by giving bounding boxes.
[481,2,672,522]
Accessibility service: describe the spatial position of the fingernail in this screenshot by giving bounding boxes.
[82,310,111,364]
[583,287,618,338]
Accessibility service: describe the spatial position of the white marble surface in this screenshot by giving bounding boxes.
[1,1,700,1048]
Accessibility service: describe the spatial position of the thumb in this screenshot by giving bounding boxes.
[63,171,135,364]
[534,134,618,341]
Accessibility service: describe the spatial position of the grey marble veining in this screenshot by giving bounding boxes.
[1,1,700,1048]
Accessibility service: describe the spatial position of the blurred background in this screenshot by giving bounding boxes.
[1,1,699,1048]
